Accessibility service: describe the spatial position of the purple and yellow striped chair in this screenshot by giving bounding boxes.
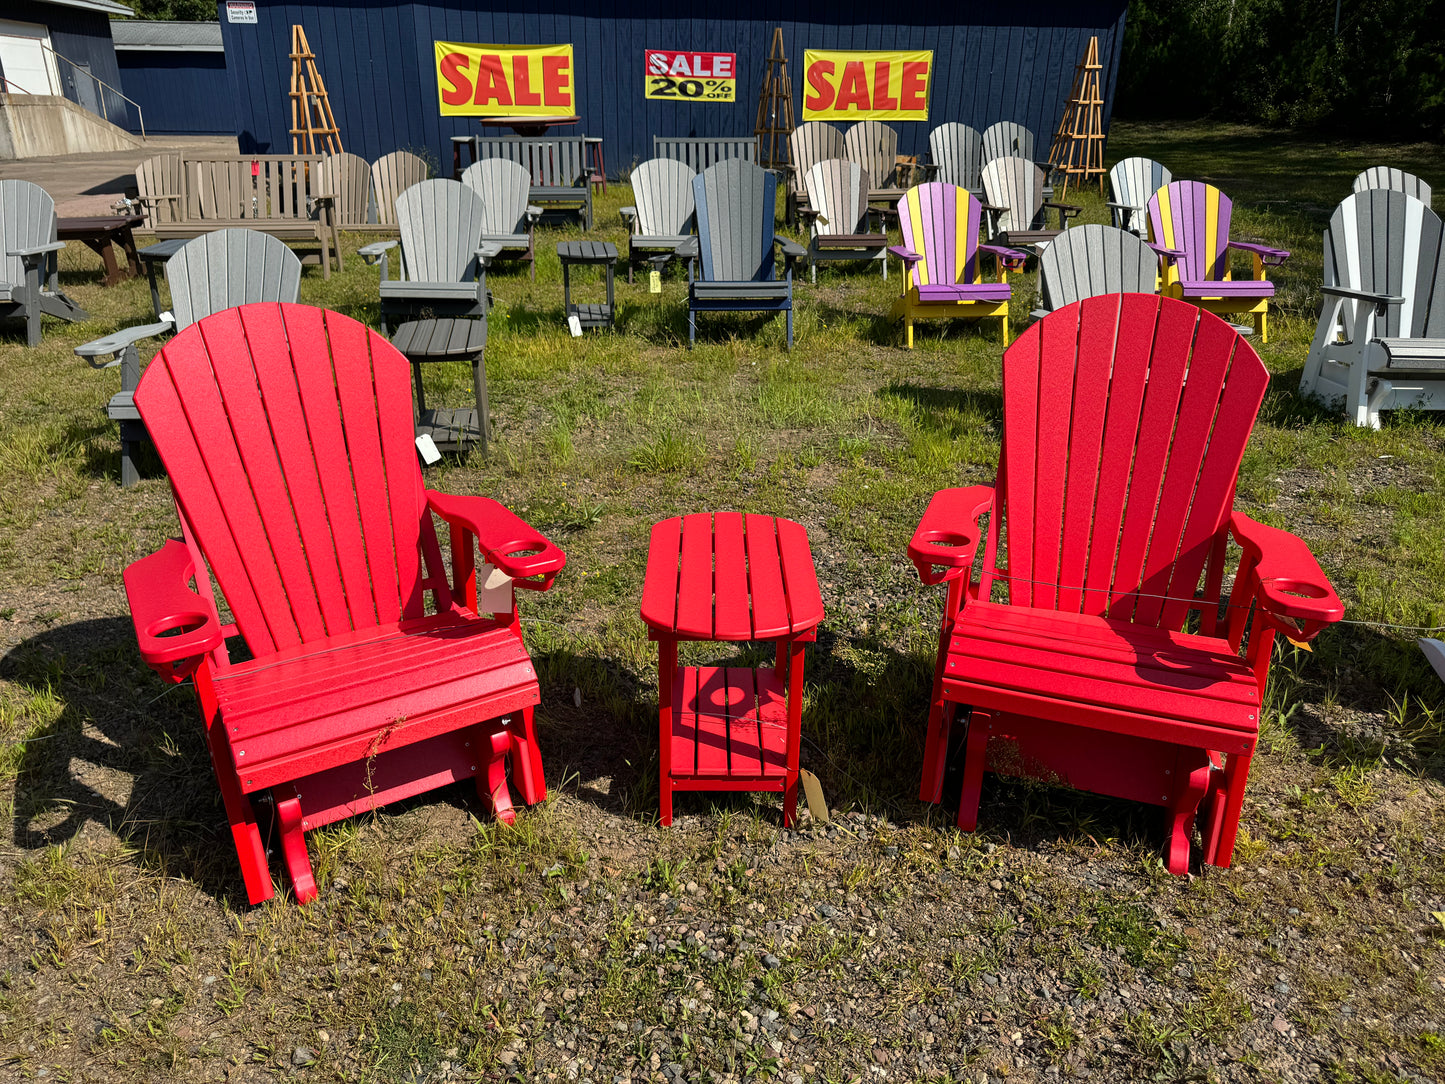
[888,182,1028,349]
[1146,181,1290,342]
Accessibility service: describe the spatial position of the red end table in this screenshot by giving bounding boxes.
[641,513,824,826]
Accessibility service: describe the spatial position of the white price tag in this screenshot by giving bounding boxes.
[415,434,441,464]
[476,562,514,615]
[649,270,662,294]
[567,313,583,337]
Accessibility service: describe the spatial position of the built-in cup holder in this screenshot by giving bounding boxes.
[147,612,209,639]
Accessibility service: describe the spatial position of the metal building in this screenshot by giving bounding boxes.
[220,1,1128,173]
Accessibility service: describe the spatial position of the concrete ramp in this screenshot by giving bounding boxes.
[0,93,145,160]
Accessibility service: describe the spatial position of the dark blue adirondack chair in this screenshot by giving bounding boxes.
[678,159,806,350]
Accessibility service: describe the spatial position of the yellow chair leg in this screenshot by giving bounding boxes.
[1257,309,1268,343]
[905,316,914,350]
[1001,313,1011,346]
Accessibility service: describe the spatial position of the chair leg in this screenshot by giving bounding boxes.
[24,268,41,346]
[782,771,799,828]
[512,707,547,805]
[688,307,696,349]
[1256,309,1267,343]
[956,712,992,832]
[207,722,273,905]
[919,699,955,805]
[786,306,793,351]
[274,796,318,904]
[1164,758,1213,876]
[120,436,140,488]
[1205,750,1253,869]
[480,728,517,826]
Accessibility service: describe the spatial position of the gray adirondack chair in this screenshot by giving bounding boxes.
[371,150,431,229]
[134,153,184,229]
[316,151,373,227]
[1352,167,1432,207]
[1108,157,1172,238]
[844,121,900,189]
[1030,225,1158,318]
[678,159,806,350]
[358,179,491,333]
[802,159,887,283]
[786,121,846,222]
[980,156,1081,249]
[982,122,1036,163]
[619,157,695,283]
[73,229,302,485]
[1299,189,1445,427]
[460,159,542,281]
[929,123,984,192]
[1,180,86,347]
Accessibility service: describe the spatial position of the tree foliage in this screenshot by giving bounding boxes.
[125,0,219,21]
[1118,0,1445,137]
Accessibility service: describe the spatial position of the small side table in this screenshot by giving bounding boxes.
[137,238,187,319]
[57,214,143,287]
[640,513,825,826]
[557,240,617,331]
[391,318,490,454]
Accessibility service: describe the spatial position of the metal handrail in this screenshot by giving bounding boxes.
[35,41,146,137]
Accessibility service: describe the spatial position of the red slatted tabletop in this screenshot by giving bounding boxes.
[640,513,824,826]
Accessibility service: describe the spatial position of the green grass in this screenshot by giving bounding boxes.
[0,119,1444,1082]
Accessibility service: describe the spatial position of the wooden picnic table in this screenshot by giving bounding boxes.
[640,512,824,826]
[57,214,143,286]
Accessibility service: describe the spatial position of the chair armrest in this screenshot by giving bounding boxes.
[979,242,1030,271]
[1320,284,1403,306]
[1229,240,1290,265]
[1106,201,1144,211]
[123,539,225,681]
[1148,242,1186,262]
[978,203,1008,214]
[357,240,397,260]
[426,491,567,590]
[908,486,995,586]
[525,204,543,223]
[775,237,807,259]
[887,245,923,264]
[675,236,699,259]
[9,241,65,259]
[620,206,638,224]
[1043,201,1083,214]
[1229,512,1343,640]
[74,320,175,365]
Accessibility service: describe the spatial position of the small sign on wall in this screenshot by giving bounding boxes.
[644,50,736,102]
[225,1,257,24]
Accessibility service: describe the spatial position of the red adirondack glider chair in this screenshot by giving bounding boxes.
[122,303,566,905]
[908,294,1342,873]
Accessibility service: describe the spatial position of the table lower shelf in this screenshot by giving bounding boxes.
[568,302,614,330]
[669,665,791,782]
[418,407,487,451]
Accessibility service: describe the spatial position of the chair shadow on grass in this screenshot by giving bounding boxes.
[3,617,261,908]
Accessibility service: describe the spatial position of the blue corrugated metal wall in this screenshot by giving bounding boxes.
[116,53,234,134]
[3,0,129,128]
[221,2,1127,174]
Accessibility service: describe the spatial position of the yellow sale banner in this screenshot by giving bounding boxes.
[435,42,574,116]
[802,49,932,121]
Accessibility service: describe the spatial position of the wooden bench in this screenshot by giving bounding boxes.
[138,155,340,279]
[452,136,592,228]
[653,136,757,173]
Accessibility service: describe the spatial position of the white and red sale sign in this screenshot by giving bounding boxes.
[644,50,736,101]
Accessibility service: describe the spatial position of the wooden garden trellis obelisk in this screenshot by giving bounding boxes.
[289,25,342,156]
[754,28,795,171]
[1047,36,1106,198]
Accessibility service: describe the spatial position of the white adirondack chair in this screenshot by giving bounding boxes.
[786,121,846,222]
[315,151,373,227]
[619,157,695,283]
[73,229,302,485]
[370,150,431,229]
[0,179,87,347]
[1108,157,1173,238]
[980,156,1081,250]
[460,159,542,280]
[982,122,1036,164]
[1299,189,1445,427]
[802,159,886,283]
[1352,167,1432,207]
[844,121,900,189]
